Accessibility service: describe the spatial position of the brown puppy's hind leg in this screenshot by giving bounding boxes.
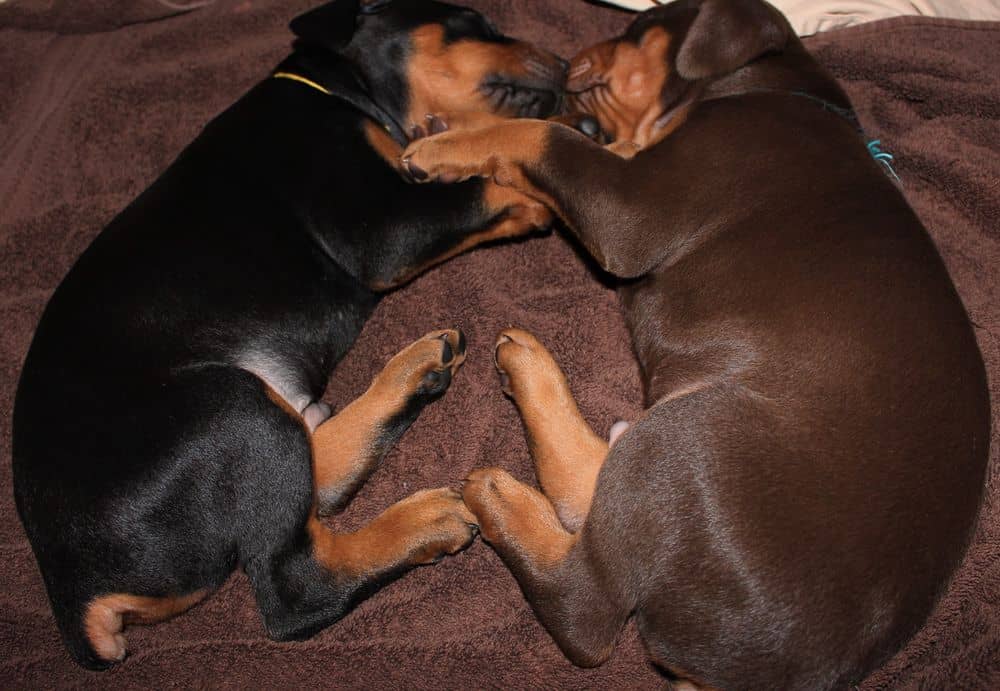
[460,327,626,667]
[494,328,607,532]
[310,329,465,516]
[462,468,626,667]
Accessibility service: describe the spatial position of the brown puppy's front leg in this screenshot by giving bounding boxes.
[400,119,658,277]
[458,327,627,667]
[310,329,466,516]
[401,119,575,209]
[494,328,607,532]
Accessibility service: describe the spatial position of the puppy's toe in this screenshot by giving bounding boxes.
[493,328,557,399]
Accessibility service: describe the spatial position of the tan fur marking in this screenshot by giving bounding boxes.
[84,590,209,662]
[308,487,477,578]
[568,26,673,148]
[263,382,305,422]
[463,467,576,568]
[363,119,404,167]
[494,329,608,532]
[311,330,464,510]
[405,26,535,132]
[387,182,551,288]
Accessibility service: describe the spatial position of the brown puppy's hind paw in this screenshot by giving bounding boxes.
[462,468,569,558]
[493,328,564,401]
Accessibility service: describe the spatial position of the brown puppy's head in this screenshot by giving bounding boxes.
[290,0,568,139]
[566,0,791,146]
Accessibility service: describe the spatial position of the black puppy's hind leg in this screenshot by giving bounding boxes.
[247,330,477,641]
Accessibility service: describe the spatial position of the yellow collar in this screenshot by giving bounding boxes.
[271,70,401,140]
[272,71,332,95]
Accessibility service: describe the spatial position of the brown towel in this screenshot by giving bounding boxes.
[0,1,996,687]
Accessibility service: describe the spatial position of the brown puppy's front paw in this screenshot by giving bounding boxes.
[398,487,480,565]
[401,129,495,184]
[493,328,564,401]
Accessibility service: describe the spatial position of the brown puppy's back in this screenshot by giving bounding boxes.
[597,95,990,687]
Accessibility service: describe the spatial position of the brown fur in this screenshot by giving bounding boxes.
[494,329,606,532]
[400,1,990,688]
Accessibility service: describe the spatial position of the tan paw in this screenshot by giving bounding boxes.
[378,329,467,402]
[493,328,566,401]
[397,487,480,565]
[462,468,571,565]
[401,128,496,184]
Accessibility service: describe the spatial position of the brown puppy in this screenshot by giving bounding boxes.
[398,0,991,688]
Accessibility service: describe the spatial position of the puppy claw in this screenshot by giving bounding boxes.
[426,114,449,135]
[402,156,428,181]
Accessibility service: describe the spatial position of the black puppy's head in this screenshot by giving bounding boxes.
[566,0,792,145]
[290,0,568,135]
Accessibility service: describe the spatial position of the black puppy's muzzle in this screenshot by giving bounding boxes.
[480,46,568,119]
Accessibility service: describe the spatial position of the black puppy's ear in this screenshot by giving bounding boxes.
[359,0,393,13]
[290,0,363,51]
[675,0,790,81]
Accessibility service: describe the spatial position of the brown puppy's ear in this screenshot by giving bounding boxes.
[675,0,790,81]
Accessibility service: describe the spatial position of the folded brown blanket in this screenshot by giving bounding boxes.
[0,1,996,687]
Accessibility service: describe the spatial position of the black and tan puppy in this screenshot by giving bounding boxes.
[400,0,991,687]
[12,0,569,670]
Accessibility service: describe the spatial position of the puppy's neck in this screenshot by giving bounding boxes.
[277,48,410,146]
[700,52,851,113]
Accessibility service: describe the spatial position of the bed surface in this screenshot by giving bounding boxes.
[1,1,997,687]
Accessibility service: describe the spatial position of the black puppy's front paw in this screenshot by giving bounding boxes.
[416,330,467,399]
[377,328,467,406]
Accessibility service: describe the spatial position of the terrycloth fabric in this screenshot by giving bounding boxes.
[600,0,1000,36]
[0,0,215,33]
[0,1,997,687]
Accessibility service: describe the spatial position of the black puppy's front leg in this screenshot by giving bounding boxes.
[309,328,466,516]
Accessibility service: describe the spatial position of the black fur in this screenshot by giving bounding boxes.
[12,0,563,669]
